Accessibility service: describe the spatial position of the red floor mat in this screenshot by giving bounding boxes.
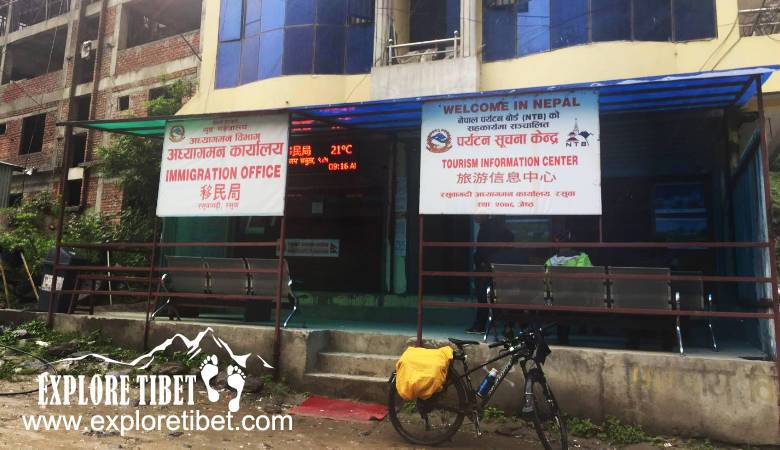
[290,395,388,422]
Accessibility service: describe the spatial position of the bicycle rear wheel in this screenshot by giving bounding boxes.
[528,368,568,450]
[387,372,467,446]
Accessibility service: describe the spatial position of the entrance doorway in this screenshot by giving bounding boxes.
[284,136,391,293]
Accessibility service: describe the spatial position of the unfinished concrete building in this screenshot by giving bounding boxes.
[0,0,202,213]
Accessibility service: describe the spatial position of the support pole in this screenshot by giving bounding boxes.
[143,218,161,351]
[416,215,424,346]
[599,215,604,243]
[106,250,113,305]
[20,251,39,301]
[0,260,10,308]
[79,0,109,206]
[273,214,287,380]
[755,76,780,432]
[48,0,86,328]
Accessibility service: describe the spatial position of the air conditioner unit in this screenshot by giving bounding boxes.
[80,40,96,59]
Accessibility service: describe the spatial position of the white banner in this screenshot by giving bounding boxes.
[419,91,601,215]
[157,114,289,217]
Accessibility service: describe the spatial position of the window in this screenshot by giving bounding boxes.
[633,0,671,41]
[124,0,201,48]
[8,193,22,207]
[483,0,716,62]
[149,86,168,101]
[9,0,69,32]
[409,0,459,43]
[1,27,67,83]
[20,114,46,155]
[71,133,87,167]
[66,179,82,207]
[73,95,91,122]
[654,183,708,241]
[216,0,375,89]
[0,123,6,135]
[0,2,8,35]
[591,0,631,42]
[674,0,717,41]
[118,95,130,111]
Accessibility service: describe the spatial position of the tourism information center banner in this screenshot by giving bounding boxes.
[419,90,601,215]
[156,114,289,217]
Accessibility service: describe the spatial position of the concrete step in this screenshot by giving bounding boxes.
[317,351,398,378]
[326,330,412,355]
[303,372,390,403]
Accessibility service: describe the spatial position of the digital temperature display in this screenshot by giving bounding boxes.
[289,142,358,173]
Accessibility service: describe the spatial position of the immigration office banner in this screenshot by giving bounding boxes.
[156,114,289,217]
[419,90,601,215]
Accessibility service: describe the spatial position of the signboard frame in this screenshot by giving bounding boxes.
[156,113,290,218]
[419,89,602,216]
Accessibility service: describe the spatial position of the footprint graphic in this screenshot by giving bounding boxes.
[199,354,220,402]
[226,364,246,413]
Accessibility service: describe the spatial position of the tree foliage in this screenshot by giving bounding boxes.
[95,78,193,216]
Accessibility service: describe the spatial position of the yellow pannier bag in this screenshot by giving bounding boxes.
[395,346,454,401]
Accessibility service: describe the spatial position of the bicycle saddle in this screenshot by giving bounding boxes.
[448,338,479,347]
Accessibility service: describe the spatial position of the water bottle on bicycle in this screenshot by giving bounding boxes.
[388,325,567,449]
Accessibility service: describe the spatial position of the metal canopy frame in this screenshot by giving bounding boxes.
[58,66,780,138]
[49,66,780,411]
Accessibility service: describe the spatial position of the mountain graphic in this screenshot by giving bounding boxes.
[52,327,274,371]
[431,132,448,143]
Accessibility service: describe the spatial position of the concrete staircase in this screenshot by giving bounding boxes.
[303,331,411,402]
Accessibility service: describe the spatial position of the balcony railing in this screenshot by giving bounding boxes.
[387,32,461,65]
[739,5,780,37]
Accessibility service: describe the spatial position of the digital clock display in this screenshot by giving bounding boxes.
[288,142,358,173]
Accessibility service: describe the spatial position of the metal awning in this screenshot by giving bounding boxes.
[58,66,780,138]
[0,160,24,171]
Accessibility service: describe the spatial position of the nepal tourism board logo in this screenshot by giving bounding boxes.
[566,119,593,148]
[38,327,272,413]
[426,128,452,153]
[168,124,186,143]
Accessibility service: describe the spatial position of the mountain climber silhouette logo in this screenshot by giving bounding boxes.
[51,327,272,413]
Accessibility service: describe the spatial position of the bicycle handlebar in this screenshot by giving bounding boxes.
[487,323,557,349]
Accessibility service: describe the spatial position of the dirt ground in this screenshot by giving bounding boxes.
[0,376,628,450]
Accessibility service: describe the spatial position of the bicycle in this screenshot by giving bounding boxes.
[388,326,567,449]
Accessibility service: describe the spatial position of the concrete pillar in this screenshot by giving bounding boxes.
[0,0,13,82]
[110,2,128,77]
[373,0,392,66]
[392,0,410,45]
[460,0,478,57]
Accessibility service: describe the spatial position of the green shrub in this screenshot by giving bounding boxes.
[482,405,507,421]
[567,416,600,438]
[600,416,650,445]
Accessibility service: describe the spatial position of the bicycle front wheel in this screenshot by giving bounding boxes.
[387,372,468,446]
[528,368,568,450]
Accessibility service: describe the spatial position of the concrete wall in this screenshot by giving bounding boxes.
[1,310,776,445]
[371,56,480,100]
[457,343,779,445]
